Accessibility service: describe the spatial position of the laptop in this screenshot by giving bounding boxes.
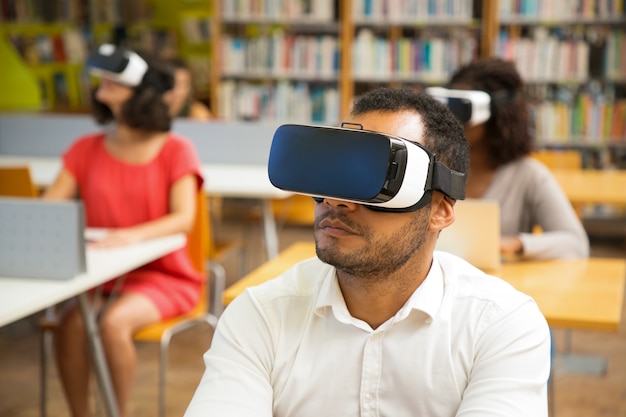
[0,197,86,280]
[435,198,501,271]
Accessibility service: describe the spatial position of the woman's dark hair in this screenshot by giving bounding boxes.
[448,57,533,168]
[350,86,470,177]
[91,50,175,132]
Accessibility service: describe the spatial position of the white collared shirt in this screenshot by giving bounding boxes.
[185,251,551,417]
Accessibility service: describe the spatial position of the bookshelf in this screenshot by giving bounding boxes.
[1,0,624,163]
[0,0,205,112]
[492,0,626,168]
[210,0,494,123]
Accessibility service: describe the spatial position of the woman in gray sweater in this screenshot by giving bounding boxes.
[446,58,589,260]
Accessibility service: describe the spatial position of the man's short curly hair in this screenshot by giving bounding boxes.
[350,86,470,177]
[91,50,175,132]
[448,57,533,168]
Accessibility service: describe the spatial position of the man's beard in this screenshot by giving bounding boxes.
[314,208,430,278]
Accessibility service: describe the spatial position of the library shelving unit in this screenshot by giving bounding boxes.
[212,0,340,123]
[0,0,186,112]
[493,0,626,168]
[209,0,497,123]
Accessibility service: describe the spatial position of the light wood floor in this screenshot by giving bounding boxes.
[1,210,625,417]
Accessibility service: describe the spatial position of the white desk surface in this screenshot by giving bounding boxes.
[0,233,186,328]
[0,156,292,200]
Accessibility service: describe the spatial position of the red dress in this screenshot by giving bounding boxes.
[63,132,204,319]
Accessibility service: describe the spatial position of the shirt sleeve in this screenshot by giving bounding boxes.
[455,297,552,417]
[168,135,205,190]
[518,161,589,259]
[184,291,274,417]
[62,135,96,181]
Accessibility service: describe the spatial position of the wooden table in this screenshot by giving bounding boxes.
[552,169,626,207]
[223,241,626,333]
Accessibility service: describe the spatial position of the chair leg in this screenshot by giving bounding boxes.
[40,328,50,417]
[39,306,57,417]
[209,262,226,317]
[158,332,174,417]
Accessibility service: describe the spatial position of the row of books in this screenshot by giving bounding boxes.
[222,0,335,22]
[0,0,81,23]
[219,80,339,123]
[221,33,338,79]
[497,28,624,82]
[187,55,212,93]
[6,25,183,66]
[352,28,477,83]
[499,0,624,20]
[125,29,178,58]
[0,0,152,24]
[7,28,87,64]
[33,67,92,110]
[181,16,211,45]
[353,0,474,22]
[534,97,626,145]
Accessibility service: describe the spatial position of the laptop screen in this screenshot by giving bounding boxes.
[435,199,501,271]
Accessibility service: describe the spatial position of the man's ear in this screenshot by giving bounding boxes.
[429,192,455,232]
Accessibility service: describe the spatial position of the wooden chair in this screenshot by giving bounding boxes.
[272,194,315,226]
[132,190,219,417]
[0,166,39,197]
[531,149,582,170]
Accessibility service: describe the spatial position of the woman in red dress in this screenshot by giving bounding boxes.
[44,44,204,417]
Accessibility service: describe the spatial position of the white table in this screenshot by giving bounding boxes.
[0,233,186,417]
[0,156,293,260]
[201,164,292,260]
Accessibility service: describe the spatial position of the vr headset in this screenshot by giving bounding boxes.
[267,124,466,213]
[86,43,148,87]
[425,86,491,126]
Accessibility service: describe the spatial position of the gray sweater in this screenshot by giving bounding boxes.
[483,157,590,260]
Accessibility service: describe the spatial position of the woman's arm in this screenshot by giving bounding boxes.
[42,168,78,200]
[92,173,199,248]
[518,163,590,259]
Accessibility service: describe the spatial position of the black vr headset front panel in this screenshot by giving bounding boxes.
[86,47,129,74]
[445,97,473,124]
[268,125,407,203]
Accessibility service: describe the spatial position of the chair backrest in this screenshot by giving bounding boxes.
[186,190,210,313]
[187,190,209,274]
[531,150,582,170]
[0,166,39,197]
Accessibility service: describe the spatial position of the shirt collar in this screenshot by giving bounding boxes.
[313,255,445,327]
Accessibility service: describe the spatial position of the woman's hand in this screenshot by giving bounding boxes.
[89,228,143,248]
[500,236,523,259]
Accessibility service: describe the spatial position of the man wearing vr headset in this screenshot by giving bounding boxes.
[435,58,589,260]
[185,87,550,417]
[44,44,205,417]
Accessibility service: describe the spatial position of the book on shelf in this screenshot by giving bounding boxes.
[222,0,334,21]
[221,32,339,79]
[53,71,69,108]
[35,34,54,62]
[534,91,626,145]
[499,0,624,21]
[353,28,476,82]
[353,0,473,22]
[223,80,340,123]
[181,16,211,44]
[6,30,87,65]
[187,55,211,92]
